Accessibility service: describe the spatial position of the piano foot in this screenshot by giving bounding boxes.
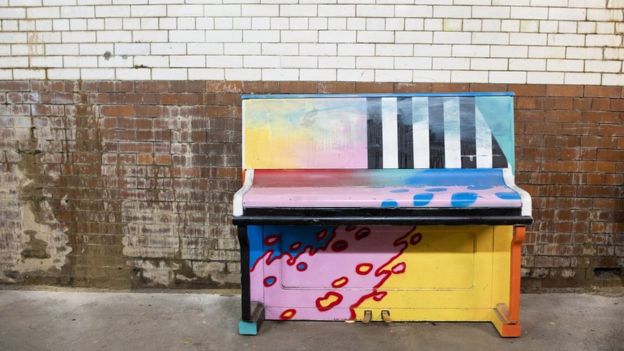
[238,302,265,336]
[381,310,392,323]
[362,310,372,324]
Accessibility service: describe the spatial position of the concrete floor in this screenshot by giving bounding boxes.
[0,288,622,351]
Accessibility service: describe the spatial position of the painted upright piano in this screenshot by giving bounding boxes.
[233,92,532,337]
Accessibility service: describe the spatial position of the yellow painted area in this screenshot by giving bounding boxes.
[354,225,513,322]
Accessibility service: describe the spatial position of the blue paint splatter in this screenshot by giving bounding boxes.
[390,188,409,193]
[381,200,399,208]
[495,192,521,200]
[413,193,434,207]
[425,187,447,192]
[468,185,492,190]
[451,192,478,207]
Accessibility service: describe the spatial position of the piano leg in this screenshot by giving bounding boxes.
[237,225,265,335]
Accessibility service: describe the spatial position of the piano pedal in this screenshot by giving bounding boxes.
[381,310,392,323]
[362,310,372,324]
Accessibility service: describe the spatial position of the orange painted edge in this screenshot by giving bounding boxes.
[500,322,522,338]
[509,226,526,323]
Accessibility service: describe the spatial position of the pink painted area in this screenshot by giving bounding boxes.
[244,185,521,208]
[250,225,418,321]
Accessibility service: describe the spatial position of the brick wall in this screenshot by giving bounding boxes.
[0,80,622,289]
[0,1,623,85]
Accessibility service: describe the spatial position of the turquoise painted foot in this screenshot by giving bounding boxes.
[238,302,265,336]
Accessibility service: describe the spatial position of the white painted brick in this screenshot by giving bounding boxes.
[12,44,42,55]
[366,19,385,31]
[300,69,336,81]
[281,56,316,68]
[424,18,443,31]
[2,20,19,31]
[47,43,79,55]
[395,31,433,43]
[47,68,80,80]
[482,19,501,32]
[282,31,317,43]
[338,43,374,56]
[289,18,307,30]
[329,18,347,31]
[64,55,98,67]
[224,43,260,55]
[357,31,394,43]
[394,57,431,69]
[27,7,60,18]
[567,47,603,60]
[105,18,122,30]
[376,44,412,56]
[170,30,204,42]
[243,56,279,68]
[547,34,585,47]
[588,9,623,21]
[115,43,150,55]
[602,73,624,86]
[309,18,328,30]
[472,32,508,45]
[546,59,584,72]
[215,18,233,30]
[529,46,565,59]
[471,58,507,70]
[474,6,510,18]
[188,68,224,80]
[578,21,597,33]
[242,4,278,16]
[527,71,563,84]
[130,5,166,17]
[433,6,470,18]
[31,56,63,67]
[559,21,577,34]
[96,5,130,17]
[262,43,299,56]
[539,20,558,33]
[510,33,547,45]
[501,19,520,32]
[204,5,240,17]
[596,22,615,34]
[0,45,10,56]
[549,8,586,21]
[87,18,105,30]
[569,0,606,7]
[281,5,317,17]
[605,48,624,60]
[0,33,26,43]
[205,55,242,68]
[225,68,261,81]
[134,55,169,67]
[233,18,251,30]
[452,45,489,57]
[61,6,94,18]
[206,30,242,42]
[99,55,132,67]
[509,58,545,71]
[300,43,336,55]
[413,70,450,83]
[413,44,451,57]
[433,31,470,44]
[585,60,621,72]
[81,68,114,79]
[492,0,528,4]
[151,43,186,55]
[337,69,374,81]
[357,5,394,17]
[319,30,355,43]
[0,56,28,67]
[405,18,424,30]
[116,68,150,80]
[319,56,355,69]
[510,6,547,19]
[442,19,462,32]
[158,18,176,30]
[319,5,354,17]
[36,20,53,31]
[520,20,538,32]
[0,8,26,19]
[133,30,167,43]
[96,30,132,43]
[376,69,412,82]
[433,57,469,70]
[451,70,488,83]
[152,68,187,80]
[63,31,96,43]
[0,69,13,79]
[348,18,366,30]
[395,5,432,17]
[356,56,393,69]
[70,19,87,31]
[564,72,601,85]
[489,71,525,83]
[167,5,203,17]
[586,34,622,47]
[170,55,204,68]
[13,69,46,79]
[262,68,297,81]
[187,43,223,55]
[243,30,278,43]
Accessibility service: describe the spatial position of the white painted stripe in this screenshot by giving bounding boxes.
[475,106,493,168]
[503,168,532,217]
[443,96,461,168]
[411,97,430,168]
[233,169,254,217]
[381,97,399,168]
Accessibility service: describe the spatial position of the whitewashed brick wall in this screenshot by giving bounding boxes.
[0,0,623,84]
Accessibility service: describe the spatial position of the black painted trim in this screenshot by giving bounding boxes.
[366,97,383,169]
[236,226,251,321]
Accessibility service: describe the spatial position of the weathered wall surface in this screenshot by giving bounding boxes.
[0,80,622,289]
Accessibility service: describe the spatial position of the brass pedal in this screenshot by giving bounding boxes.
[381,310,392,323]
[362,310,372,324]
